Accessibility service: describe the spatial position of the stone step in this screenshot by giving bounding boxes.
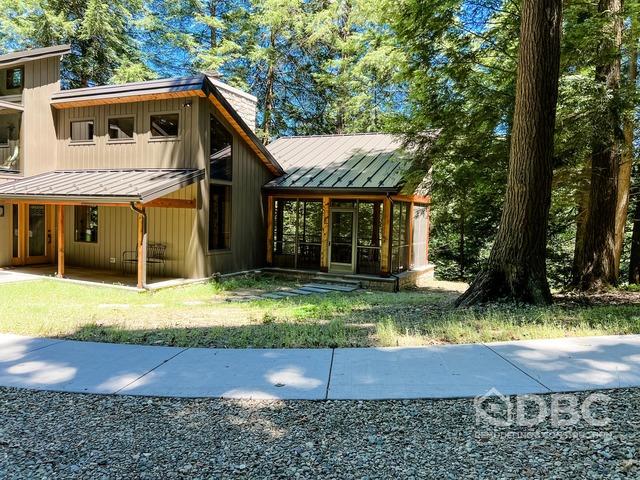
[303,283,358,292]
[298,286,333,294]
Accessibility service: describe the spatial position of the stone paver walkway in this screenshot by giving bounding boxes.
[228,282,359,301]
[1,333,639,400]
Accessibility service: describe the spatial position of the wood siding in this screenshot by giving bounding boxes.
[62,185,198,278]
[22,57,60,177]
[194,98,275,276]
[56,97,200,170]
[0,203,10,266]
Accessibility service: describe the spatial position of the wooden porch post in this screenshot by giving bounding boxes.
[266,196,274,265]
[320,196,330,272]
[425,205,431,264]
[56,205,65,278]
[380,197,392,276]
[407,202,414,270]
[137,207,147,289]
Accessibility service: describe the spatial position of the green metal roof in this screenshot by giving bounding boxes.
[264,133,410,193]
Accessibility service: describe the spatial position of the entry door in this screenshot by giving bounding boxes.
[329,209,356,274]
[26,204,48,263]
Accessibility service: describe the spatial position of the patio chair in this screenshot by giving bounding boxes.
[122,242,167,277]
[0,146,19,171]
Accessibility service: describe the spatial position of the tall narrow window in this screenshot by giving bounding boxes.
[208,185,231,250]
[210,115,233,180]
[74,206,98,243]
[12,204,18,258]
[209,115,233,250]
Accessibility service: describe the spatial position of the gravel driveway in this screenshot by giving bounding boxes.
[1,387,638,479]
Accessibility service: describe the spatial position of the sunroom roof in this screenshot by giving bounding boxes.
[264,133,410,193]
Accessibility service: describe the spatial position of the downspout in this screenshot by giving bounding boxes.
[387,193,400,293]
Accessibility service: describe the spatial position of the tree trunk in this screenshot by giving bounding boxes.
[572,160,591,278]
[614,25,637,274]
[209,0,219,49]
[456,0,562,306]
[574,0,623,290]
[261,31,276,144]
[630,196,640,284]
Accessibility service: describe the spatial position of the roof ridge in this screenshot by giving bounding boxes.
[276,132,394,140]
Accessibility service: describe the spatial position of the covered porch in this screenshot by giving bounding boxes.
[266,193,431,277]
[0,168,202,289]
[0,264,188,290]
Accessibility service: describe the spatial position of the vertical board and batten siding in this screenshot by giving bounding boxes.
[56,97,200,170]
[63,185,197,278]
[22,57,60,176]
[195,98,275,276]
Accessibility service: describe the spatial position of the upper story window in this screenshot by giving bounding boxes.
[0,112,21,172]
[108,116,135,141]
[70,120,94,143]
[6,67,23,90]
[210,115,232,181]
[150,113,179,138]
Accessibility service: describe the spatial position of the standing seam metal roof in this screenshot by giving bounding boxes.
[0,169,203,203]
[264,133,409,192]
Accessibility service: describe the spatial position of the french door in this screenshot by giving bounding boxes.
[329,209,356,274]
[11,203,51,265]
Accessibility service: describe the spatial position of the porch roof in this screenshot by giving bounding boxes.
[0,168,203,204]
[264,133,410,193]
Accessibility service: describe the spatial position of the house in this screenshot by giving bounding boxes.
[0,45,433,290]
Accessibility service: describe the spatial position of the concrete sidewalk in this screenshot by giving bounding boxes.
[1,333,639,400]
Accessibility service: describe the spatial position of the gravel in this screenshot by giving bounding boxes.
[0,387,638,479]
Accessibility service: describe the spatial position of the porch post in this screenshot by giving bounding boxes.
[380,197,392,276]
[137,207,147,289]
[407,202,414,270]
[56,205,65,278]
[425,205,431,264]
[320,196,330,272]
[266,196,274,266]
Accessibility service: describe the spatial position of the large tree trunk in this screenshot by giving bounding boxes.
[630,195,640,284]
[574,0,623,290]
[261,31,277,144]
[614,26,638,275]
[456,0,562,306]
[572,160,591,278]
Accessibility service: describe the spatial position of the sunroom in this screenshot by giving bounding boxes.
[264,134,433,280]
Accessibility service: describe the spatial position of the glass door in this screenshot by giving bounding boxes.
[329,209,356,273]
[27,204,48,263]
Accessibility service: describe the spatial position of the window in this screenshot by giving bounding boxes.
[210,115,233,181]
[74,206,98,243]
[70,120,94,143]
[150,113,179,138]
[108,116,135,141]
[6,67,23,90]
[208,185,231,250]
[0,113,20,147]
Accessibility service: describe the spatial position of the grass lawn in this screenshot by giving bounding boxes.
[1,276,639,348]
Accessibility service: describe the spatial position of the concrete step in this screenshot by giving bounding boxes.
[303,283,359,293]
[311,276,362,288]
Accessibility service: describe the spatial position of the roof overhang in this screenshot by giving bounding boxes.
[50,75,284,176]
[0,44,71,69]
[0,169,204,204]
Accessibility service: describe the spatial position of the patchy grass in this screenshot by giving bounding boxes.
[1,277,639,348]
